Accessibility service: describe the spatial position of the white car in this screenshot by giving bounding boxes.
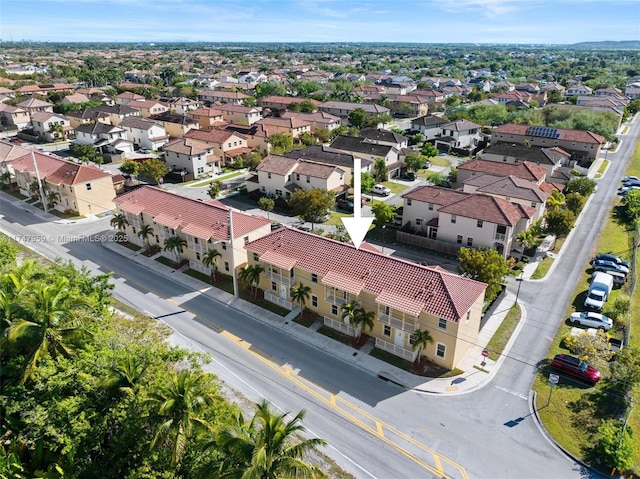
[569,311,613,331]
[371,184,391,196]
[584,289,607,311]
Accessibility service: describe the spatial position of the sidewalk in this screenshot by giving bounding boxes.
[102,238,522,396]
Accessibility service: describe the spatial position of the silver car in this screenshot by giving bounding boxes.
[569,311,613,331]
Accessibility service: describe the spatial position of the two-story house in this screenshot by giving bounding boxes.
[16,98,53,115]
[198,90,249,105]
[411,114,449,141]
[90,104,141,126]
[148,111,199,138]
[244,227,487,370]
[214,104,262,125]
[114,185,271,279]
[74,122,134,160]
[188,107,225,130]
[457,159,548,186]
[280,111,341,132]
[248,154,347,200]
[254,117,311,139]
[115,92,145,105]
[260,96,320,113]
[30,112,72,142]
[159,96,202,115]
[436,119,482,151]
[317,101,390,123]
[67,109,111,129]
[480,144,571,181]
[330,135,400,179]
[119,116,169,151]
[566,84,593,96]
[128,99,169,118]
[183,128,249,166]
[359,128,409,149]
[285,145,372,187]
[162,137,218,179]
[0,104,31,130]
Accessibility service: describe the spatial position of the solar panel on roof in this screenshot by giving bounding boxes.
[526,126,559,139]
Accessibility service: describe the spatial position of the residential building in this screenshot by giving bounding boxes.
[16,98,53,115]
[365,93,428,117]
[67,109,111,129]
[280,111,341,132]
[260,96,320,112]
[159,96,202,115]
[14,83,70,96]
[0,104,30,129]
[183,128,250,166]
[115,92,145,105]
[188,107,225,130]
[128,99,169,118]
[30,112,72,142]
[75,122,133,160]
[412,89,447,104]
[247,154,347,199]
[91,104,141,126]
[214,104,262,125]
[162,137,219,179]
[330,135,400,179]
[285,145,372,185]
[148,111,199,138]
[244,227,486,369]
[114,185,271,278]
[457,159,547,185]
[401,185,533,257]
[566,84,593,96]
[491,123,604,165]
[1,150,116,215]
[480,144,571,180]
[411,115,448,141]
[317,101,390,123]
[436,119,482,151]
[254,117,311,139]
[222,123,272,153]
[61,93,90,105]
[198,89,249,105]
[359,128,409,149]
[594,87,623,97]
[119,116,169,151]
[624,84,640,100]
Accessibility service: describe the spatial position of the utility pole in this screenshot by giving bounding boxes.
[31,150,48,213]
[228,207,239,299]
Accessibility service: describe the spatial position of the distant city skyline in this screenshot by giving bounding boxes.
[1,0,639,45]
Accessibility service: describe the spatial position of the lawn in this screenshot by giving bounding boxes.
[485,303,521,361]
[531,256,554,279]
[187,171,245,187]
[380,181,409,195]
[532,139,640,474]
[416,170,442,180]
[429,156,451,167]
[595,160,609,179]
[155,255,177,268]
[324,210,350,226]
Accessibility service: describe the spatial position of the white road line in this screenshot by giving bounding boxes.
[493,385,528,400]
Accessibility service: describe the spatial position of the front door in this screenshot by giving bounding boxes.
[394,329,404,347]
[280,284,287,300]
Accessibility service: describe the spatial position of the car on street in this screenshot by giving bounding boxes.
[593,253,630,269]
[371,184,391,196]
[569,311,613,331]
[551,354,601,385]
[398,171,417,181]
[590,259,630,275]
[336,199,354,213]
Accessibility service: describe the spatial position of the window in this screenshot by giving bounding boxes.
[477,220,483,228]
[196,252,201,260]
[267,173,271,179]
[531,201,536,207]
[451,215,456,224]
[428,203,434,211]
[194,237,199,244]
[331,304,338,316]
[253,253,259,262]
[416,218,423,226]
[438,318,447,330]
[407,199,412,206]
[244,236,249,245]
[306,176,310,183]
[312,295,318,308]
[224,261,229,272]
[436,343,446,358]
[296,173,300,181]
[383,325,391,337]
[457,235,463,244]
[311,273,318,283]
[271,281,277,291]
[467,237,473,246]
[466,311,471,323]
[275,189,283,196]
[86,183,92,191]
[221,242,227,250]
[409,334,416,346]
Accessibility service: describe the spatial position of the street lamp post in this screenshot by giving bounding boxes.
[515,270,524,304]
[228,207,239,299]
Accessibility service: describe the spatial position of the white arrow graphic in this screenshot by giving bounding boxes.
[341,157,374,249]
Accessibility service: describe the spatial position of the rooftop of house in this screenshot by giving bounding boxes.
[318,101,390,114]
[119,116,163,131]
[213,103,260,114]
[359,128,408,144]
[9,151,112,185]
[245,227,486,321]
[184,128,244,144]
[75,122,124,135]
[63,93,90,104]
[440,119,482,132]
[93,104,140,116]
[437,191,532,226]
[492,123,605,144]
[464,174,549,202]
[199,89,249,99]
[481,144,571,165]
[149,111,199,126]
[330,135,396,157]
[411,114,448,127]
[163,137,211,156]
[116,92,145,100]
[17,98,52,108]
[115,185,270,240]
[459,159,547,183]
[0,140,33,162]
[189,107,224,118]
[403,184,469,206]
[285,145,372,169]
[30,111,67,123]
[255,117,311,129]
[280,111,341,123]
[128,99,166,110]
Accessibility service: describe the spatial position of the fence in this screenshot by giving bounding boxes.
[396,231,463,257]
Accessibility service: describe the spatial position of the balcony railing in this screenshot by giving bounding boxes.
[187,240,206,253]
[264,292,292,311]
[323,317,361,338]
[377,313,416,333]
[494,232,506,241]
[326,294,347,306]
[189,261,209,275]
[375,338,418,362]
[265,270,294,286]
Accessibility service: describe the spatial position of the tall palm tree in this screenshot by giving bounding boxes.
[516,230,534,251]
[148,369,215,470]
[290,283,311,319]
[48,122,65,141]
[340,301,359,326]
[546,191,565,211]
[163,235,187,265]
[212,399,327,479]
[138,224,155,252]
[100,353,147,396]
[6,277,90,383]
[239,264,264,298]
[351,307,375,343]
[202,248,222,283]
[29,180,41,200]
[410,328,434,367]
[110,213,129,232]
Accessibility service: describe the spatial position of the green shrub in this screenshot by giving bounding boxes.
[561,333,578,352]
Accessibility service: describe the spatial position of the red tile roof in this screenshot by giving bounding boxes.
[492,123,605,144]
[459,159,547,183]
[114,186,270,240]
[403,185,469,205]
[185,128,245,144]
[246,227,486,321]
[189,107,223,118]
[9,151,111,185]
[439,194,526,226]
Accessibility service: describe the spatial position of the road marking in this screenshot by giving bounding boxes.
[493,385,528,400]
[376,421,384,438]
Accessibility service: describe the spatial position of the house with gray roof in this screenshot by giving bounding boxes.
[330,135,400,179]
[410,114,448,141]
[119,116,169,151]
[480,143,571,181]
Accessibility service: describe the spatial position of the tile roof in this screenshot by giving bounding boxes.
[119,116,161,131]
[402,185,469,205]
[116,92,145,100]
[30,111,66,123]
[189,107,223,118]
[360,128,408,144]
[438,193,526,226]
[214,104,259,114]
[440,119,481,132]
[0,140,35,162]
[17,98,52,108]
[9,151,111,185]
[319,101,390,114]
[185,128,243,144]
[0,104,26,114]
[411,114,448,127]
[199,90,249,99]
[246,227,486,321]
[94,104,140,116]
[280,111,341,124]
[256,154,297,176]
[330,136,396,157]
[293,160,341,179]
[163,137,211,156]
[285,145,372,169]
[114,186,270,240]
[76,122,124,135]
[128,100,166,110]
[459,159,547,183]
[470,175,549,202]
[492,123,605,144]
[63,93,90,104]
[149,112,198,126]
[481,144,571,165]
[256,117,311,129]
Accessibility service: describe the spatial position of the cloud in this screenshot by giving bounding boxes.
[438,0,524,17]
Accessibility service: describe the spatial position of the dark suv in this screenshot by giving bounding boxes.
[551,354,601,385]
[336,199,354,213]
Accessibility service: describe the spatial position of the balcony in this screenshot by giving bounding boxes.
[187,240,206,253]
[375,338,418,362]
[264,292,292,310]
[377,313,416,333]
[323,317,361,338]
[494,232,506,242]
[326,294,347,306]
[265,270,294,286]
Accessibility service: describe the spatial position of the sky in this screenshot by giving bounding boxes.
[1,0,639,45]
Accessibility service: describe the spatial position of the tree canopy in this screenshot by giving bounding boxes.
[457,247,509,303]
[288,188,335,226]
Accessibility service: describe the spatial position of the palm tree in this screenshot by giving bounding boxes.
[212,399,327,479]
[340,301,359,326]
[46,191,60,209]
[6,277,90,383]
[163,235,187,265]
[410,328,434,367]
[48,122,65,141]
[147,369,215,470]
[100,353,147,396]
[138,224,155,252]
[516,230,534,252]
[0,261,37,331]
[110,213,129,232]
[29,180,41,200]
[546,190,565,211]
[202,248,222,283]
[0,171,12,190]
[351,307,375,343]
[238,264,264,298]
[289,283,311,319]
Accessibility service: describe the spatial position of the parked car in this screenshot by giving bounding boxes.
[584,288,608,311]
[622,178,640,186]
[569,311,613,331]
[619,186,640,196]
[623,176,640,182]
[591,259,629,275]
[551,354,601,385]
[398,171,417,181]
[336,199,354,213]
[9,137,22,144]
[372,184,391,196]
[593,253,630,269]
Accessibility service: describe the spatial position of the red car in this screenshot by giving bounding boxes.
[551,354,601,385]
[9,137,22,144]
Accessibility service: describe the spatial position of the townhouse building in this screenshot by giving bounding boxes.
[198,90,249,105]
[118,116,169,151]
[128,99,169,118]
[254,117,311,139]
[330,135,400,179]
[148,111,199,138]
[214,104,262,125]
[260,96,320,112]
[188,107,225,130]
[280,111,341,132]
[183,128,250,167]
[30,112,72,142]
[244,227,487,369]
[480,144,571,181]
[0,104,31,130]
